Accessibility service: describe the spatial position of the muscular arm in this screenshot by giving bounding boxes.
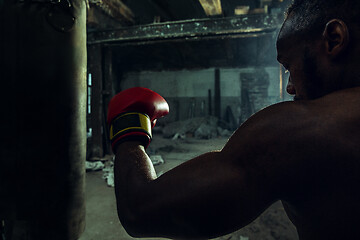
[114,101,313,239]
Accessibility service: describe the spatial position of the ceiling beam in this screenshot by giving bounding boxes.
[87,14,282,45]
[198,0,222,16]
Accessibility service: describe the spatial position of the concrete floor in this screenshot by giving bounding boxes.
[80,135,298,240]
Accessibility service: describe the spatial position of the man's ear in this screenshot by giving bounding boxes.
[322,19,349,58]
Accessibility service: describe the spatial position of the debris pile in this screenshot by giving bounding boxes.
[85,155,115,187]
[162,117,232,139]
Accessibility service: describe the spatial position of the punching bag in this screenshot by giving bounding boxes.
[0,0,87,238]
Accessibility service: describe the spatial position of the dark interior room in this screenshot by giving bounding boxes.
[3,0,360,239]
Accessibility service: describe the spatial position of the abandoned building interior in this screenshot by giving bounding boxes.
[1,0,301,239]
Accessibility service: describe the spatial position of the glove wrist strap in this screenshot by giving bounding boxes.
[110,112,152,144]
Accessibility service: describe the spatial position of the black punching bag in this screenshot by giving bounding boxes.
[0,0,87,238]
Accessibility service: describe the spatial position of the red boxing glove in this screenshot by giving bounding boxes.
[107,87,169,152]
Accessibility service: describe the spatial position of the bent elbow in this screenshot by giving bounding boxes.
[117,207,147,238]
[120,220,143,238]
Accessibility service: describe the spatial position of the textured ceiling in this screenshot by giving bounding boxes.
[88,0,292,71]
[89,0,292,28]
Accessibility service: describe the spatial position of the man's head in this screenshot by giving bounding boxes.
[277,0,360,101]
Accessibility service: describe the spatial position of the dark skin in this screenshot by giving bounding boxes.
[114,13,360,240]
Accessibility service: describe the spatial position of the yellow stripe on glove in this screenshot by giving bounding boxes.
[109,112,152,141]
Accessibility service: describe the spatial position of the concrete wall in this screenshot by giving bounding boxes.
[120,67,287,127]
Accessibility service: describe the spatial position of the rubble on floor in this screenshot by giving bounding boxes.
[86,155,114,172]
[85,161,104,171]
[86,155,114,187]
[162,117,232,139]
[102,161,114,187]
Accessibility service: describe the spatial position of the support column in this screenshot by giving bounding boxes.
[103,47,114,155]
[88,44,104,158]
[208,89,212,116]
[214,68,221,119]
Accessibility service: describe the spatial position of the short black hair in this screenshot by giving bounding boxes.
[285,0,360,36]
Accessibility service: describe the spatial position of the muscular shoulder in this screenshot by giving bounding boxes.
[223,100,318,157]
[224,89,360,156]
[221,89,360,198]
[220,99,340,198]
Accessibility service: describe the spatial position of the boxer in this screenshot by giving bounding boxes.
[107,1,360,239]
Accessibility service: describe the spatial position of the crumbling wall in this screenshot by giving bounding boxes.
[120,67,283,127]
